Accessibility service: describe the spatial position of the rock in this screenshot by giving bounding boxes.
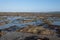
[24,36,49,40]
[17,25,54,35]
[42,37,49,40]
[0,32,37,40]
[24,36,38,40]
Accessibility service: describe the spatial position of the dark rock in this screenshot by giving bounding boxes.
[24,35,49,40]
[42,37,49,40]
[24,36,38,40]
[0,29,2,37]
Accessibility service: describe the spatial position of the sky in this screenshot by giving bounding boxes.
[0,0,60,12]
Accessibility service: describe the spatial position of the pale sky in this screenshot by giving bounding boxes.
[0,0,60,12]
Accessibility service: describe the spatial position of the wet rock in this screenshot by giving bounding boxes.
[55,28,60,37]
[24,36,38,40]
[24,36,49,40]
[0,21,6,26]
[0,29,2,37]
[4,25,20,32]
[42,37,49,40]
[56,34,60,37]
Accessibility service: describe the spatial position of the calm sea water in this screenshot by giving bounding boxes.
[0,16,60,29]
[0,16,43,29]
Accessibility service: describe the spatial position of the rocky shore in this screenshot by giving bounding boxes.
[0,32,60,40]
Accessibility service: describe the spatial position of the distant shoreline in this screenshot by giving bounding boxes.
[0,12,60,17]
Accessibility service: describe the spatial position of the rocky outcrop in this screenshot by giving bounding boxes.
[16,25,54,35]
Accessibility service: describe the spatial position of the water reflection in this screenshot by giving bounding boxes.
[0,16,60,31]
[0,16,44,29]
